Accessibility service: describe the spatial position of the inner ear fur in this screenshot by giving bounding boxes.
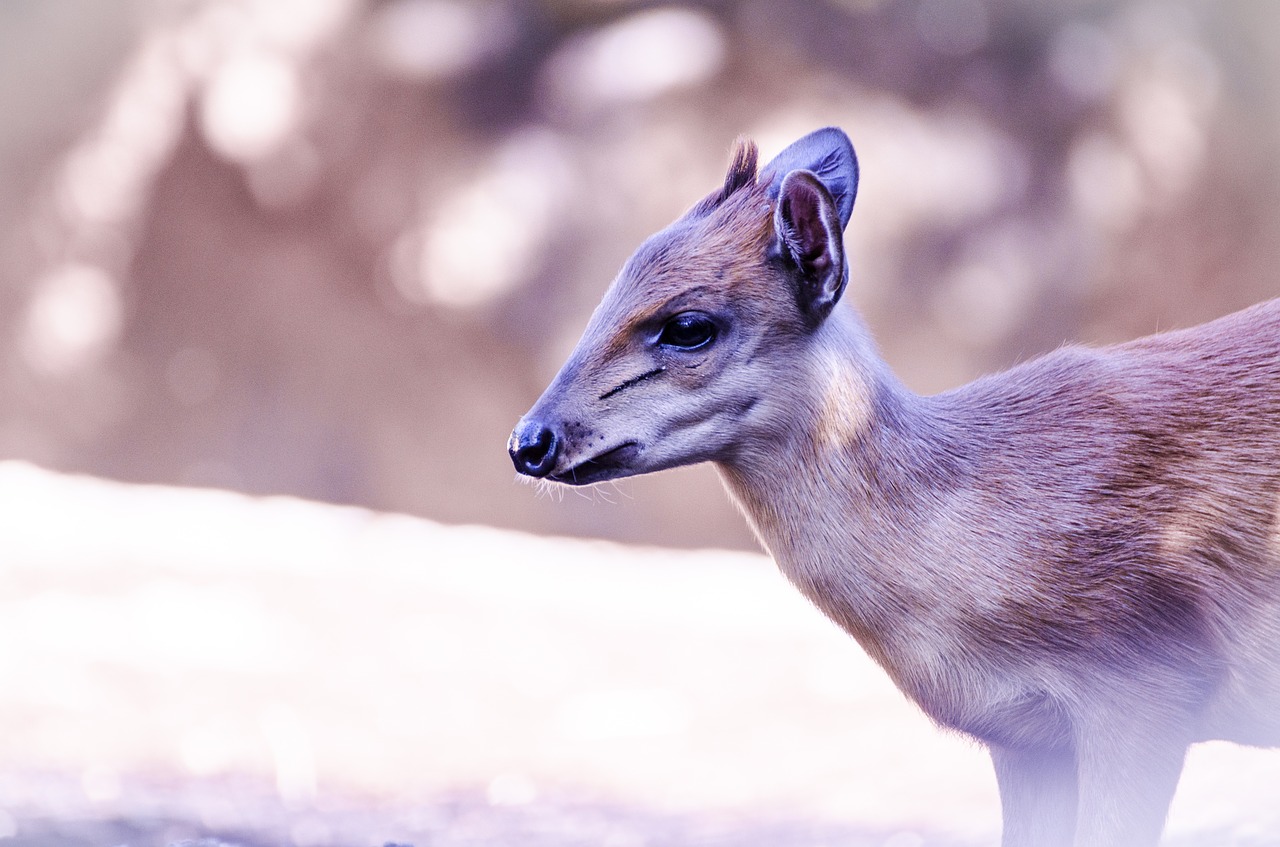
[775,169,847,323]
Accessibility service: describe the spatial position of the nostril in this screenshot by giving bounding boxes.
[509,420,560,478]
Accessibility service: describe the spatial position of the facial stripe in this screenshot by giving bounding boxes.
[600,367,664,400]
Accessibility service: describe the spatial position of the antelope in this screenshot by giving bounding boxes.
[506,127,1280,846]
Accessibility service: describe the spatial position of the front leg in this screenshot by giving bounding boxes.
[991,743,1077,847]
[1071,710,1191,847]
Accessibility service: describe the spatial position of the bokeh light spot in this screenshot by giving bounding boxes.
[200,49,301,163]
[21,263,123,376]
[410,129,575,309]
[366,0,513,82]
[544,8,725,111]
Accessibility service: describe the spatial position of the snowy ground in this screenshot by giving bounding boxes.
[0,461,1277,846]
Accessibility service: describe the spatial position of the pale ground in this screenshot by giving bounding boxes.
[0,461,1277,846]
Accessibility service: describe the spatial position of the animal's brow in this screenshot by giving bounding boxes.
[629,285,721,322]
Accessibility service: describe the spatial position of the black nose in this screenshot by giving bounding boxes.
[509,419,560,478]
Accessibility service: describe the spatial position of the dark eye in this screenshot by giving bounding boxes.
[658,312,717,350]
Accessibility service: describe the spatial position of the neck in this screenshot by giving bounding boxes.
[715,308,971,662]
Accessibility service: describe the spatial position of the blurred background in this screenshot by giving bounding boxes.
[8,0,1280,548]
[3,0,1280,844]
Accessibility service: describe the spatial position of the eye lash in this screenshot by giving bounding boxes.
[599,367,665,400]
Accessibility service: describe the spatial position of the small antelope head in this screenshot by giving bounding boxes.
[509,127,860,485]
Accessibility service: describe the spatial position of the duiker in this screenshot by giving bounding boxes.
[507,127,1280,847]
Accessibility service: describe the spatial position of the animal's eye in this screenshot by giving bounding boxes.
[658,312,717,350]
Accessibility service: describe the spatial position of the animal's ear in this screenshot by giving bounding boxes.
[774,169,846,322]
[761,127,858,229]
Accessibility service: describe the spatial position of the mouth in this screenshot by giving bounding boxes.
[549,442,640,485]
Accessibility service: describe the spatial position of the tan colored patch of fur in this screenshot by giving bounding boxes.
[627,168,773,291]
[1159,513,1200,560]
[812,345,874,452]
[607,185,778,338]
[696,185,776,275]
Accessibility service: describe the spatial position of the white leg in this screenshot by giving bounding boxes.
[991,743,1077,847]
[1071,712,1191,847]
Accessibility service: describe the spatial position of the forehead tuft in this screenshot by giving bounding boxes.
[688,138,761,219]
[722,138,759,200]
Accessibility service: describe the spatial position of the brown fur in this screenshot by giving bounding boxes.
[510,132,1280,846]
